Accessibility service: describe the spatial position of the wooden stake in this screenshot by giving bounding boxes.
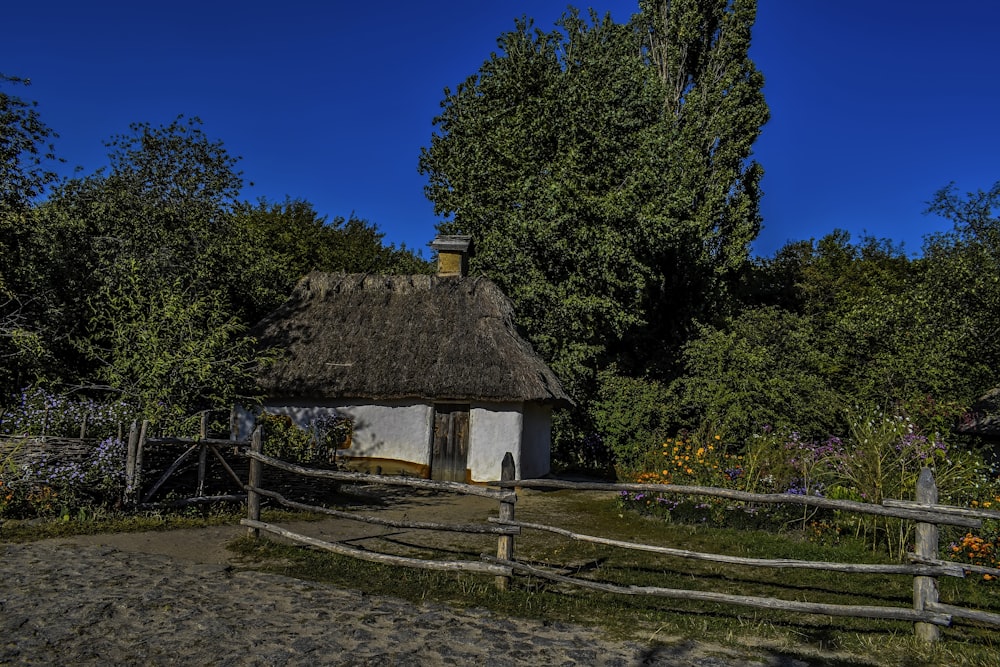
[196,413,209,498]
[495,452,516,591]
[135,420,148,499]
[124,421,139,505]
[229,405,238,442]
[914,467,941,642]
[247,425,263,538]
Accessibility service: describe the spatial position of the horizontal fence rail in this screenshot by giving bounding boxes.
[242,427,516,580]
[243,449,514,501]
[240,435,999,643]
[248,483,519,535]
[482,555,954,626]
[488,517,966,577]
[487,478,984,528]
[243,519,513,577]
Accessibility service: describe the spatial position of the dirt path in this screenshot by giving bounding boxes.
[51,487,616,565]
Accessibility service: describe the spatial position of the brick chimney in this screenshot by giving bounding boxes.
[430,235,472,277]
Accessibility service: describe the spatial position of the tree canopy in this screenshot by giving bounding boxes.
[0,105,428,421]
[420,0,768,460]
[421,1,766,385]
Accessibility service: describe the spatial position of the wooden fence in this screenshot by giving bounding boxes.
[124,412,248,508]
[241,435,1000,643]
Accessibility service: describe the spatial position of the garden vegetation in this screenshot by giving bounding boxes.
[1,1,998,648]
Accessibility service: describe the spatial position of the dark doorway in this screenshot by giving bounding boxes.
[430,404,470,482]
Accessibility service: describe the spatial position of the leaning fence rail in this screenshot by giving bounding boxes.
[240,440,1000,642]
[242,427,515,577]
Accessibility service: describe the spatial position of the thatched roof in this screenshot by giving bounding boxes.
[253,272,572,406]
[956,387,1000,439]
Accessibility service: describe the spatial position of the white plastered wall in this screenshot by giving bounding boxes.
[238,399,434,467]
[236,398,553,481]
[468,402,522,482]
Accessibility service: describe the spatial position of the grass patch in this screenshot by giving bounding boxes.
[0,507,323,542]
[228,490,1000,666]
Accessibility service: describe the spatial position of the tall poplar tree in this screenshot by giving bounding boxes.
[419,1,767,403]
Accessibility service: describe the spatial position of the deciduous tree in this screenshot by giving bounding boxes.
[420,2,766,389]
[0,74,62,391]
[419,1,768,459]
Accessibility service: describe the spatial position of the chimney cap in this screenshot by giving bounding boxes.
[430,235,473,253]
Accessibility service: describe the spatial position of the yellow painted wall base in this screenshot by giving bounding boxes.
[339,456,473,484]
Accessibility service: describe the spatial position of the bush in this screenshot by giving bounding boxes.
[1,388,135,520]
[590,368,673,473]
[669,307,843,443]
[1,435,127,520]
[0,387,134,438]
[258,411,352,465]
[619,405,998,560]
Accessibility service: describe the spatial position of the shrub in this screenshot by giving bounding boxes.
[619,406,996,559]
[1,435,127,519]
[0,387,134,438]
[258,411,352,465]
[591,369,673,473]
[0,388,135,520]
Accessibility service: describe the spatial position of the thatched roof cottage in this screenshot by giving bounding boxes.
[239,236,571,482]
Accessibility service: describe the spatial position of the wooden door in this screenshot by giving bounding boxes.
[431,404,470,482]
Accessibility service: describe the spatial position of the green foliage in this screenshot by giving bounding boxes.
[420,1,768,405]
[1,75,62,388]
[258,412,351,465]
[589,369,672,472]
[703,220,1000,443]
[78,267,261,424]
[670,306,842,442]
[231,199,431,323]
[0,105,430,415]
[0,74,60,210]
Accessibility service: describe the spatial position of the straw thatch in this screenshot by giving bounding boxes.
[956,387,1000,439]
[253,272,572,405]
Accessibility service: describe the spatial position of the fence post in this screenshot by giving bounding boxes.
[914,466,940,642]
[79,412,89,440]
[124,421,139,505]
[135,420,148,501]
[495,452,516,591]
[196,412,209,497]
[247,425,263,538]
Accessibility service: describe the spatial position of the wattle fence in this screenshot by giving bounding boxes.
[239,427,1000,643]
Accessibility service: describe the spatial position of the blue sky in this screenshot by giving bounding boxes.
[4,1,999,258]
